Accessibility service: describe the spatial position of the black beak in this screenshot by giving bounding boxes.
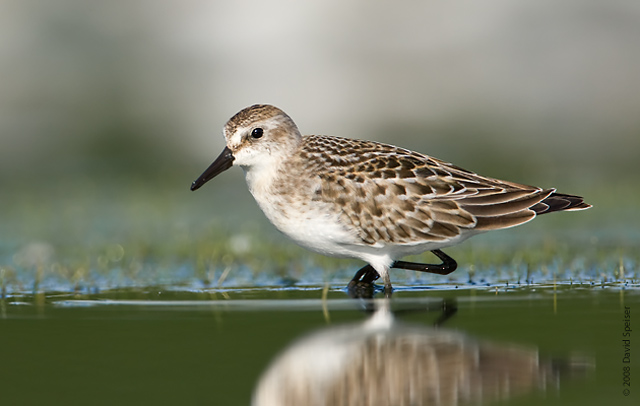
[190,146,235,191]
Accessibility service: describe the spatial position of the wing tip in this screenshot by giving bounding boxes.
[535,193,592,215]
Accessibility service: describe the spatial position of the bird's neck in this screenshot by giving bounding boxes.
[242,155,286,198]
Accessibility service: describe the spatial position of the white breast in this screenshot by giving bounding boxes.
[243,165,361,258]
[257,192,361,258]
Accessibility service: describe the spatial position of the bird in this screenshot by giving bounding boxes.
[252,300,588,406]
[191,104,591,292]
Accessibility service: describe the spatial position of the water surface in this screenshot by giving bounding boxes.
[1,284,637,405]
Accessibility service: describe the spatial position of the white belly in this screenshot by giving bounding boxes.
[255,194,361,258]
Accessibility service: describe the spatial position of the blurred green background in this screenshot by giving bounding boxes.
[1,3,639,405]
[1,0,639,290]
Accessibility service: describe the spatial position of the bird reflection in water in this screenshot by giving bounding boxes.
[253,299,590,406]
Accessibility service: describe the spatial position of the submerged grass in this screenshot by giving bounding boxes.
[1,177,638,296]
[1,230,637,297]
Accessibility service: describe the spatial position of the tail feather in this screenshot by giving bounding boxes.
[531,192,592,215]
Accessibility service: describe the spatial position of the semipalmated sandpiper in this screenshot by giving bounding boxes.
[191,104,591,292]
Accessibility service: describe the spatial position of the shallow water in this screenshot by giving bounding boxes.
[1,284,638,405]
[1,183,638,404]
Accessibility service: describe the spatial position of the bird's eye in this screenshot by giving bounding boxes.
[251,128,264,139]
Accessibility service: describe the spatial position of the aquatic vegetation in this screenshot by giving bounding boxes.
[1,179,638,296]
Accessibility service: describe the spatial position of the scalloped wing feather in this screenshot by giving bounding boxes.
[293,135,581,246]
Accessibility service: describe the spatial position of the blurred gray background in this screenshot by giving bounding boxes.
[1,0,639,247]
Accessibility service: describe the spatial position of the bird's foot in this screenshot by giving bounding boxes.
[347,264,382,299]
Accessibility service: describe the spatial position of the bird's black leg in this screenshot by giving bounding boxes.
[347,264,380,299]
[349,264,380,284]
[392,249,457,275]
